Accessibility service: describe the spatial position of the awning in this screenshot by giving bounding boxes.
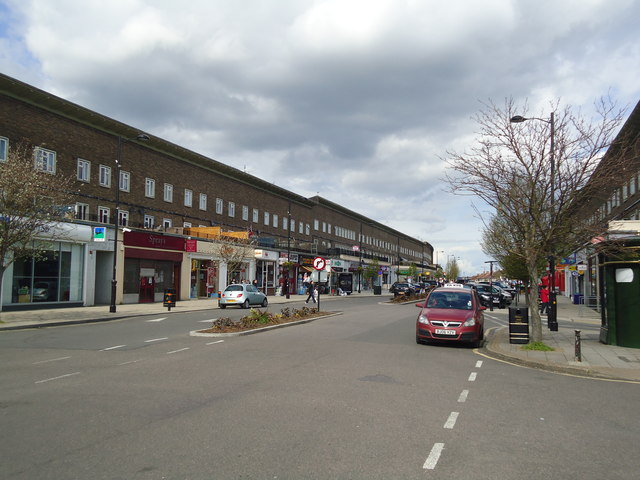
[300,265,314,272]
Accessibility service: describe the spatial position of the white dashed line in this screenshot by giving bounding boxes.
[458,389,469,403]
[146,317,167,322]
[35,372,81,384]
[475,360,483,368]
[118,360,142,366]
[33,356,71,364]
[206,340,225,345]
[145,337,168,343]
[423,443,445,470]
[167,347,190,355]
[444,412,459,429]
[102,345,126,351]
[200,319,217,323]
[468,372,477,382]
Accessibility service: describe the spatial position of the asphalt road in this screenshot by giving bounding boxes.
[0,297,638,479]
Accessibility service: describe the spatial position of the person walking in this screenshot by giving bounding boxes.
[305,281,316,304]
[540,284,550,315]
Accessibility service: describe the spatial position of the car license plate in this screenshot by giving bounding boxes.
[435,329,457,335]
[227,299,236,302]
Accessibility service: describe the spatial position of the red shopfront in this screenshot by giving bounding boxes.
[123,232,185,304]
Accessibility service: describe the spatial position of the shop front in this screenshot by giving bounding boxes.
[122,232,185,304]
[255,249,278,295]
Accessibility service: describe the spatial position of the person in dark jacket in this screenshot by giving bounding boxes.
[305,281,316,304]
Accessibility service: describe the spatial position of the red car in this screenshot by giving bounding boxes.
[416,286,486,347]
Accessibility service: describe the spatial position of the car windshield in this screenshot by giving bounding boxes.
[225,285,243,292]
[427,291,473,310]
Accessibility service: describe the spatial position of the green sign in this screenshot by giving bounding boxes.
[93,226,106,242]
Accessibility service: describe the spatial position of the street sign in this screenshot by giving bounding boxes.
[313,256,326,271]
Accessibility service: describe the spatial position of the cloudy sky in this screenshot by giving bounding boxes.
[1,0,639,275]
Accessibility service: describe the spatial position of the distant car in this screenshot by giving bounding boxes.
[389,282,416,297]
[32,281,56,302]
[416,285,486,347]
[475,284,510,308]
[219,284,268,309]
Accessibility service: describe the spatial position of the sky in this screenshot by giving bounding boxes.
[1,0,639,276]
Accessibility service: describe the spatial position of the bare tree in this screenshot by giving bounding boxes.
[0,142,74,310]
[214,235,255,285]
[444,97,624,342]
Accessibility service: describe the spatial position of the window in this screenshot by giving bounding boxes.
[228,201,235,218]
[145,178,155,198]
[75,203,89,220]
[119,171,130,192]
[306,224,310,235]
[0,136,7,162]
[34,147,56,173]
[283,217,288,230]
[199,193,207,211]
[242,205,249,221]
[184,189,193,207]
[290,219,295,232]
[183,221,192,228]
[98,206,110,223]
[253,208,259,223]
[264,212,270,226]
[314,219,319,230]
[299,222,303,234]
[164,183,173,203]
[216,198,223,214]
[118,210,129,227]
[273,214,278,228]
[163,218,172,229]
[77,159,90,182]
[328,224,331,235]
[99,165,111,187]
[322,222,326,233]
[144,215,154,228]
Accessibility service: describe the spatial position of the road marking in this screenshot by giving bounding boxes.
[35,372,80,384]
[146,317,167,323]
[423,443,445,469]
[475,360,483,368]
[468,372,477,382]
[102,345,126,351]
[200,319,217,323]
[118,360,142,366]
[145,337,168,343]
[167,347,190,355]
[458,389,469,403]
[444,412,459,429]
[206,340,224,345]
[33,356,71,364]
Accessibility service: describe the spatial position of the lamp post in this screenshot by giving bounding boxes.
[286,201,291,299]
[110,133,149,313]
[510,112,558,331]
[485,260,498,311]
[358,222,363,293]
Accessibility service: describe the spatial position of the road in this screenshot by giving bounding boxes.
[0,296,638,479]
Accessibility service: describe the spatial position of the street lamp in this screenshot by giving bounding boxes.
[510,112,558,331]
[358,222,363,293]
[286,201,291,299]
[110,133,150,313]
[485,260,498,312]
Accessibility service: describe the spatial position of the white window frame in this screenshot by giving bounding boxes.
[306,224,310,235]
[118,210,129,227]
[273,214,278,228]
[299,222,303,234]
[264,212,270,226]
[145,178,155,198]
[228,201,235,218]
[119,170,130,192]
[199,193,207,211]
[99,165,111,187]
[253,208,259,223]
[0,136,7,162]
[314,219,319,230]
[164,183,173,203]
[242,205,249,221]
[34,147,56,173]
[77,158,90,182]
[216,198,223,214]
[184,189,193,207]
[163,218,172,229]
[75,202,89,220]
[283,217,288,230]
[183,221,192,228]
[144,215,154,228]
[98,206,110,224]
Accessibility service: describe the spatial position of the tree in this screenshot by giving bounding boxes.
[363,258,380,288]
[214,236,255,285]
[445,97,624,342]
[0,142,73,310]
[446,257,460,281]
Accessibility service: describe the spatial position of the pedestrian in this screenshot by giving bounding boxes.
[540,284,549,314]
[305,281,316,304]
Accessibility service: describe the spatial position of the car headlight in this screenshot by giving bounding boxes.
[463,316,476,327]
[418,314,430,325]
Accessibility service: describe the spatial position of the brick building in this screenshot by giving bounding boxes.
[0,73,434,310]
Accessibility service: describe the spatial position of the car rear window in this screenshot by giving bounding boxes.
[225,285,243,292]
[427,291,473,310]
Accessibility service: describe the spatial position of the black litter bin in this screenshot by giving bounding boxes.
[373,285,382,295]
[508,306,529,344]
[163,288,176,309]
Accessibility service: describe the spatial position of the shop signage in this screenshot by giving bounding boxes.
[93,227,106,242]
[255,249,278,260]
[185,239,197,252]
[124,231,186,251]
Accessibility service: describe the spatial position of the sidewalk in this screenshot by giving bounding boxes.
[0,289,376,331]
[482,294,640,382]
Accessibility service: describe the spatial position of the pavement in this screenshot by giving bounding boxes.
[1,290,639,383]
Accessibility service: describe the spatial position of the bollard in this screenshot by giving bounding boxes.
[574,330,582,362]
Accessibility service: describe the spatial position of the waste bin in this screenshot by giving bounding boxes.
[373,285,382,295]
[573,293,584,305]
[163,288,176,308]
[508,306,529,344]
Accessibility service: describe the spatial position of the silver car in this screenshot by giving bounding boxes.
[219,284,268,309]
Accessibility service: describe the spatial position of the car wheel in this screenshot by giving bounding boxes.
[261,298,268,307]
[242,299,250,309]
[219,304,226,309]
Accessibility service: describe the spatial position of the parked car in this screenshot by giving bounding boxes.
[389,282,416,297]
[219,284,268,309]
[415,285,486,347]
[475,284,510,308]
[32,281,56,302]
[494,281,517,297]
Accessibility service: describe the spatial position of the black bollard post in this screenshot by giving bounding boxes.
[575,330,582,362]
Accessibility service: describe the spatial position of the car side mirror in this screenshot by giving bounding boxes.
[415,302,424,308]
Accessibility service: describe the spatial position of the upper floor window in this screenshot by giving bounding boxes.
[34,147,56,173]
[199,193,207,211]
[0,137,7,162]
[183,221,192,228]
[283,217,288,230]
[264,211,270,226]
[306,224,310,235]
[216,198,223,214]
[119,171,130,192]
[253,208,259,223]
[75,203,89,221]
[299,222,304,234]
[184,189,193,207]
[291,219,296,232]
[163,218,172,229]
[77,158,90,182]
[164,183,173,203]
[118,210,129,227]
[314,219,319,230]
[145,178,155,198]
[144,215,154,228]
[228,201,235,217]
[273,214,278,228]
[99,165,111,187]
[98,206,110,224]
[242,205,249,221]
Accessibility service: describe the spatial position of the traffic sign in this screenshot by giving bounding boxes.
[313,256,326,271]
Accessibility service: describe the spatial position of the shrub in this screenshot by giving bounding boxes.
[211,317,235,329]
